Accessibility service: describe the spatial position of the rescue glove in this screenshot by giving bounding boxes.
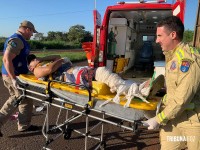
[12,79,19,89]
[62,57,72,65]
[141,117,159,130]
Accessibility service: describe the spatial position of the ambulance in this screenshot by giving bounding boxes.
[82,0,185,74]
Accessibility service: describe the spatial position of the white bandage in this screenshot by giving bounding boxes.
[95,67,149,107]
[123,83,139,108]
[139,80,151,97]
[140,87,151,97]
[95,67,125,93]
[124,82,150,108]
[112,81,132,104]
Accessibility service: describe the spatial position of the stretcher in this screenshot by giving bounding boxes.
[16,74,160,150]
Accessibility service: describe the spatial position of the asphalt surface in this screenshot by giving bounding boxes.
[0,61,160,150]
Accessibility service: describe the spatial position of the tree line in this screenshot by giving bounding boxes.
[0,25,195,50]
[0,24,93,50]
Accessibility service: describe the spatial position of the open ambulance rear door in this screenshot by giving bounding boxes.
[92,9,102,67]
[91,0,186,70]
[172,0,186,22]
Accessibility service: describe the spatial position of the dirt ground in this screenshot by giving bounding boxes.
[0,61,160,150]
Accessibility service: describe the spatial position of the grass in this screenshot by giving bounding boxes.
[0,51,87,73]
[32,51,86,62]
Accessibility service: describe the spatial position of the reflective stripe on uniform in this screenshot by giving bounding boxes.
[190,47,195,54]
[190,47,199,54]
[162,94,167,104]
[158,111,168,124]
[175,49,185,63]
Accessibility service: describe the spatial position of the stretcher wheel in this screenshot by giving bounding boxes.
[63,128,72,140]
[84,104,91,114]
[132,122,139,133]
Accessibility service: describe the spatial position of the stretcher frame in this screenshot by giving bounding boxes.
[16,77,145,150]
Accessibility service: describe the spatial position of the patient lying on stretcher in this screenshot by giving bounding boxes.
[27,54,164,108]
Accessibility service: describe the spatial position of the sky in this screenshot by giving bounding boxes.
[0,0,198,37]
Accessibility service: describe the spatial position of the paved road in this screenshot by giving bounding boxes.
[0,61,160,150]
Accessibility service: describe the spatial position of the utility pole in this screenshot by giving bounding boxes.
[94,0,96,9]
[193,0,200,48]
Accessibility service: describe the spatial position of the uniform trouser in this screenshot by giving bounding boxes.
[160,112,200,150]
[0,75,33,131]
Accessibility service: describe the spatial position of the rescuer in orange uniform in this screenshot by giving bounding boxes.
[142,16,200,150]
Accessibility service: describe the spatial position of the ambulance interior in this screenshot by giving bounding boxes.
[107,10,172,76]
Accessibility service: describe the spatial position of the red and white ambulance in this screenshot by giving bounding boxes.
[83,0,185,74]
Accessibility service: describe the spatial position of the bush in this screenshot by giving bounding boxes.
[28,40,81,50]
[29,40,44,49]
[0,41,4,50]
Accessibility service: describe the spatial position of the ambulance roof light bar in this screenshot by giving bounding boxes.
[117,0,167,4]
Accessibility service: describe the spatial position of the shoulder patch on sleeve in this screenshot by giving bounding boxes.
[180,58,193,73]
[7,38,24,54]
[170,61,177,71]
[10,41,17,48]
